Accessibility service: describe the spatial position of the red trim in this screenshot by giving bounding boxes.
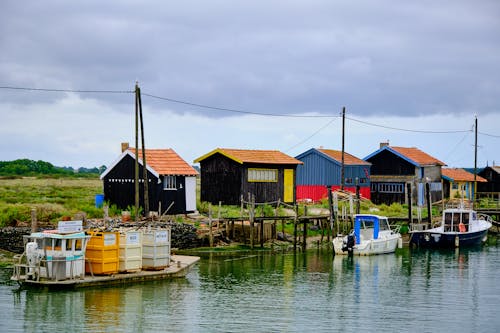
[296,185,371,202]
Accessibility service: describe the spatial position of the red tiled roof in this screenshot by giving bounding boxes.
[390,146,446,166]
[442,168,487,182]
[194,148,302,165]
[318,149,371,165]
[128,148,198,176]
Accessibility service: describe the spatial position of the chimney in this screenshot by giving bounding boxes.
[121,142,129,152]
[380,141,389,149]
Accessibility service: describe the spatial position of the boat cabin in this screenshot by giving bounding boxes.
[354,215,391,245]
[443,209,475,232]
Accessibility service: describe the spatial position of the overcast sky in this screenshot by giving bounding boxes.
[1,1,499,169]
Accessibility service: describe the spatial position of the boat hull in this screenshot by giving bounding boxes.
[409,229,489,249]
[333,234,401,256]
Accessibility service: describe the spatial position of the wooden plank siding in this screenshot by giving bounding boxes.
[198,154,298,205]
[295,148,371,202]
[102,154,190,215]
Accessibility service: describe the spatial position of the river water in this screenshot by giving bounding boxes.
[1,241,499,333]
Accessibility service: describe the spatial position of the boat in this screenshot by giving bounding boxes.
[409,205,492,248]
[333,214,402,255]
[11,229,199,290]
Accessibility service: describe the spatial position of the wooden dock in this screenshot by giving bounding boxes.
[12,255,200,290]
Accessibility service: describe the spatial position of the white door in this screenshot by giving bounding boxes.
[185,176,197,212]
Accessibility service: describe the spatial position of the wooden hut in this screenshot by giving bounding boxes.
[364,143,446,205]
[477,166,500,198]
[442,168,487,200]
[194,148,303,205]
[295,148,371,202]
[100,143,198,215]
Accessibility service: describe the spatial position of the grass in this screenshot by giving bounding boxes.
[0,177,105,227]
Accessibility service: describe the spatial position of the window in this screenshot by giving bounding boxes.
[359,178,368,184]
[248,168,277,182]
[163,175,176,190]
[452,183,458,190]
[345,178,353,184]
[376,183,404,193]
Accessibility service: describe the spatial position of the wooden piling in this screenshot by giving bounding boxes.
[31,208,37,233]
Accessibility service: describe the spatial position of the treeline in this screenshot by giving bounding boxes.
[0,159,106,177]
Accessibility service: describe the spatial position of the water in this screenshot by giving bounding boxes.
[1,242,499,333]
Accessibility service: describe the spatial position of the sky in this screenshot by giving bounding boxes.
[1,1,499,170]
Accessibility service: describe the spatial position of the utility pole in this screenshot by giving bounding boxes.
[341,106,346,190]
[137,84,149,217]
[134,82,140,221]
[473,114,478,207]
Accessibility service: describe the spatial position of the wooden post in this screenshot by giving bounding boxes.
[217,201,221,232]
[250,195,255,249]
[293,205,298,251]
[327,186,334,240]
[302,216,307,252]
[355,179,360,214]
[209,204,213,248]
[260,219,264,248]
[31,208,37,233]
[426,182,432,226]
[281,219,285,240]
[407,183,413,229]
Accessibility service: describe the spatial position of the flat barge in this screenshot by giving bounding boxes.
[10,227,199,290]
[12,255,200,290]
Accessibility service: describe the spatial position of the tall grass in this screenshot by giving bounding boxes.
[0,177,103,227]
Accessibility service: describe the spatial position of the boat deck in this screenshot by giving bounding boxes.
[12,255,200,290]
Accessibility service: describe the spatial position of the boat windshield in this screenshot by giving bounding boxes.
[444,211,470,232]
[378,218,391,231]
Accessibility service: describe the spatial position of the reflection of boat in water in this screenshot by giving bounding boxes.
[333,214,402,255]
[409,206,492,248]
[11,230,199,290]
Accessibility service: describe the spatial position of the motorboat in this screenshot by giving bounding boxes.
[409,205,492,248]
[333,214,402,255]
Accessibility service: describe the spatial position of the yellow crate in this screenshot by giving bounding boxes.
[85,231,119,275]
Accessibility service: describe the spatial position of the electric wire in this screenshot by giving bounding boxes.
[284,117,337,152]
[1,85,498,138]
[142,92,334,118]
[346,116,471,134]
[0,85,134,94]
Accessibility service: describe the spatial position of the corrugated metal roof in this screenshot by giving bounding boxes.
[442,168,487,182]
[389,146,446,166]
[128,148,199,176]
[317,149,371,165]
[194,148,303,165]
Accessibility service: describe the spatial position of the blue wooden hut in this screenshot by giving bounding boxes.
[295,148,371,202]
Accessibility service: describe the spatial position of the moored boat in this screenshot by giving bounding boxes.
[11,227,199,290]
[409,205,492,248]
[333,214,402,255]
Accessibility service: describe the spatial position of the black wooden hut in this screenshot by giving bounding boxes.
[100,144,198,215]
[364,144,446,205]
[194,148,302,205]
[477,165,500,196]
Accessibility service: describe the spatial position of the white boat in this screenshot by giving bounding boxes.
[333,214,402,255]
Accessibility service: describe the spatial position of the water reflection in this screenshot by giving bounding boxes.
[0,243,499,332]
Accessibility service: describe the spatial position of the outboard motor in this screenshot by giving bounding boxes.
[342,231,356,255]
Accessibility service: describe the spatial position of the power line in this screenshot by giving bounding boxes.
[0,85,134,94]
[284,117,337,152]
[479,131,500,138]
[142,92,334,118]
[346,116,471,134]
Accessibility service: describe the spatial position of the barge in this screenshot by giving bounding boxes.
[11,227,199,290]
